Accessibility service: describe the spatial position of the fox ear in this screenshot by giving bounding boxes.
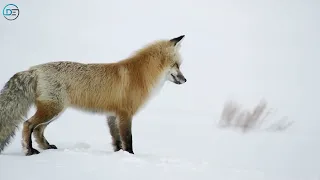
[170,35,185,47]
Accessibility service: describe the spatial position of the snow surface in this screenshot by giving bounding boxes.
[1,0,320,179]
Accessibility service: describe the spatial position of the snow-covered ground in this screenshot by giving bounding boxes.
[1,108,319,180]
[1,0,319,179]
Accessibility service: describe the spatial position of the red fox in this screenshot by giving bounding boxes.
[0,35,187,155]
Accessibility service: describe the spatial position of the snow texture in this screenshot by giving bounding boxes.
[0,0,320,179]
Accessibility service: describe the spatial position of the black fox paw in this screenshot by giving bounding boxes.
[48,144,57,149]
[124,148,134,154]
[112,140,122,152]
[26,148,40,156]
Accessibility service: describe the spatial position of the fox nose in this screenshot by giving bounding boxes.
[177,74,187,83]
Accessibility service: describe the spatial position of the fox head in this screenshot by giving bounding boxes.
[164,35,187,85]
[141,35,186,85]
[130,35,187,86]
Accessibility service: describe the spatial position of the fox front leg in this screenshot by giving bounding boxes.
[117,113,134,154]
[107,115,122,151]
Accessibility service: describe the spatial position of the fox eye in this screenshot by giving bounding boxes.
[171,63,179,68]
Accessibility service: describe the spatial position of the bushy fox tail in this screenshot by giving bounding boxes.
[0,70,37,153]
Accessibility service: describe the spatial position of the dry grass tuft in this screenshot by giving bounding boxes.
[219,99,293,133]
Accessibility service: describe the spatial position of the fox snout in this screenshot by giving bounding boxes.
[171,72,187,85]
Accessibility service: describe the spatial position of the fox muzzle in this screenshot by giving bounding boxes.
[171,73,187,85]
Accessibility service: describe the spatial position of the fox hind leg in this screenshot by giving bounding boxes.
[107,115,122,152]
[33,122,57,150]
[22,100,63,156]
